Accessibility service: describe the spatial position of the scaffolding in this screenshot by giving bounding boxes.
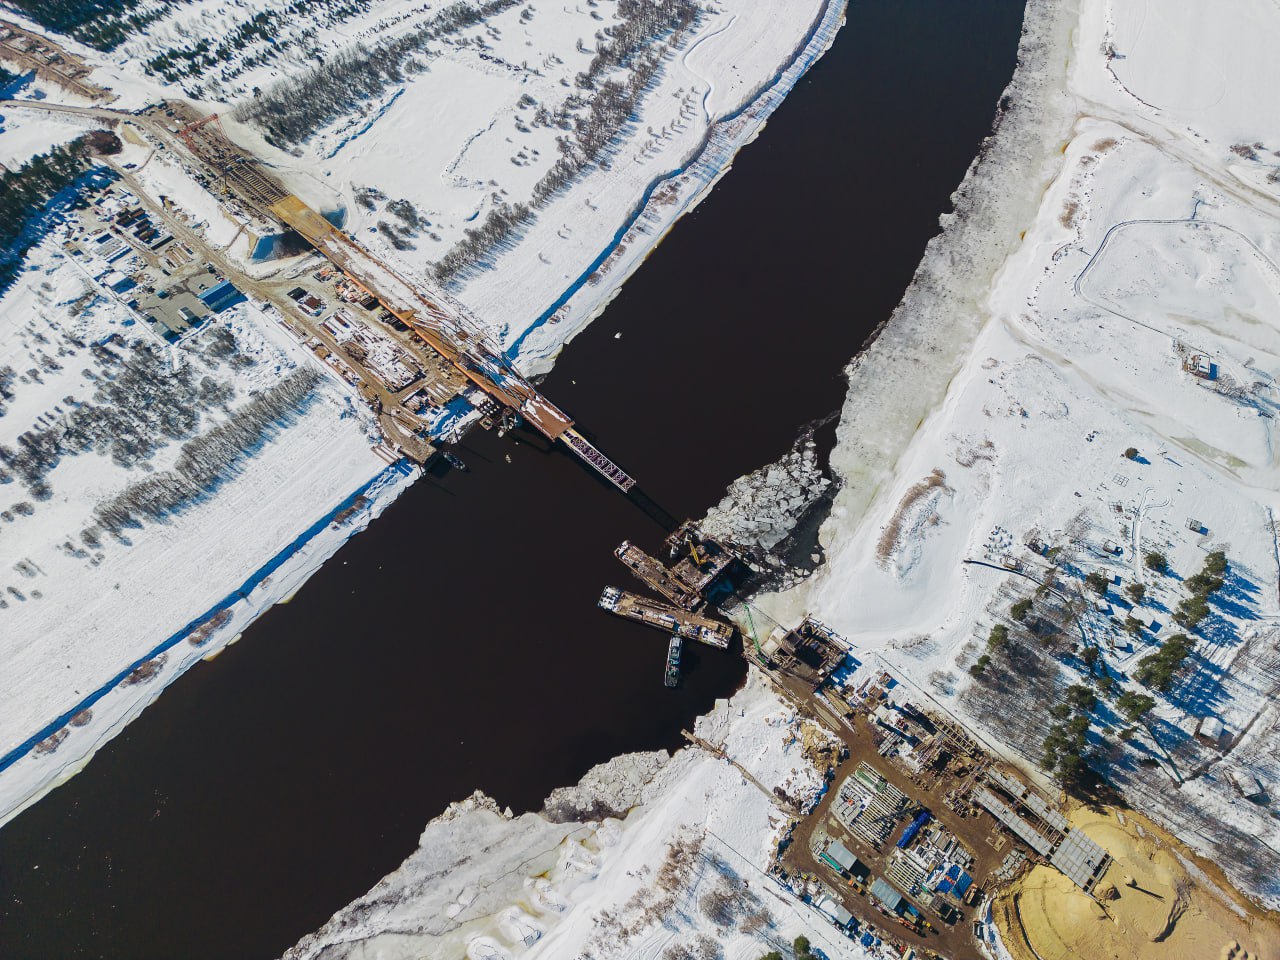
[615,540,703,609]
[971,771,1111,892]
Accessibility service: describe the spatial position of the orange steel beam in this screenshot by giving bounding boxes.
[176,112,219,151]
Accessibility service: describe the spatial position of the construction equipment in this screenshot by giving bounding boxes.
[615,540,703,610]
[598,587,734,649]
[175,112,288,210]
[743,602,767,662]
[265,193,637,492]
[664,522,735,595]
[175,113,220,153]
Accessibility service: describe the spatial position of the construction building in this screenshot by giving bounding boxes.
[819,839,869,883]
[869,877,908,914]
[1182,353,1217,380]
[971,769,1111,893]
[760,615,848,682]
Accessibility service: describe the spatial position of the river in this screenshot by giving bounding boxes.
[0,2,1027,956]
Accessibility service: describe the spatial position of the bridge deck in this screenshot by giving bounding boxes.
[563,430,635,490]
[269,194,576,441]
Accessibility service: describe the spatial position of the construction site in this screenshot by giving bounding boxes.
[0,96,645,483]
[11,80,1221,960]
[160,105,639,487]
[592,514,1120,959]
[703,632,1127,960]
[0,19,110,102]
[603,541,1129,960]
[598,524,745,686]
[992,803,1274,960]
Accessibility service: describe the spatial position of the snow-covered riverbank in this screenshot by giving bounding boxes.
[0,0,851,831]
[222,0,851,375]
[772,0,1280,911]
[0,236,417,827]
[493,0,848,374]
[281,671,871,960]
[761,0,1079,589]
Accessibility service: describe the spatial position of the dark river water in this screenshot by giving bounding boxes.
[0,2,1026,956]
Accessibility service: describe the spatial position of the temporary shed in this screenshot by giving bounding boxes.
[825,840,858,873]
[1197,716,1225,743]
[199,279,246,313]
[815,896,854,927]
[869,877,907,914]
[1227,768,1265,800]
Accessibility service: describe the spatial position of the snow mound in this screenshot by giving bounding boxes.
[542,750,671,824]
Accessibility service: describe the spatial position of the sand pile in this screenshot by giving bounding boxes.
[996,806,1277,960]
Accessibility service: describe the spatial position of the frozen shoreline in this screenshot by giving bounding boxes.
[772,0,1076,619]
[504,0,849,375]
[0,0,850,831]
[281,670,869,960]
[0,457,416,830]
[767,0,1280,914]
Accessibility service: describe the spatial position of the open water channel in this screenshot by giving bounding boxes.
[0,2,1027,956]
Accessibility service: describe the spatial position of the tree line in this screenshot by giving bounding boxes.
[0,331,238,501]
[432,0,701,283]
[0,136,96,291]
[92,367,321,533]
[143,0,369,88]
[4,0,181,51]
[233,0,522,150]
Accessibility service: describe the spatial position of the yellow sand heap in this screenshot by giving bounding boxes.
[995,806,1277,960]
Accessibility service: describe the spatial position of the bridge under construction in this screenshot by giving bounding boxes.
[268,195,635,490]
[165,109,635,492]
[269,195,635,490]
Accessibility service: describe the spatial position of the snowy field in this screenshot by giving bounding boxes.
[0,235,410,825]
[229,0,844,373]
[768,0,1280,909]
[0,97,98,169]
[282,671,875,960]
[6,0,844,372]
[0,0,849,875]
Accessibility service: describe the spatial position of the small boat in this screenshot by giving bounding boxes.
[442,451,468,472]
[664,636,683,688]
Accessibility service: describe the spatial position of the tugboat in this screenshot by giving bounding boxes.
[442,451,468,472]
[664,636,683,688]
